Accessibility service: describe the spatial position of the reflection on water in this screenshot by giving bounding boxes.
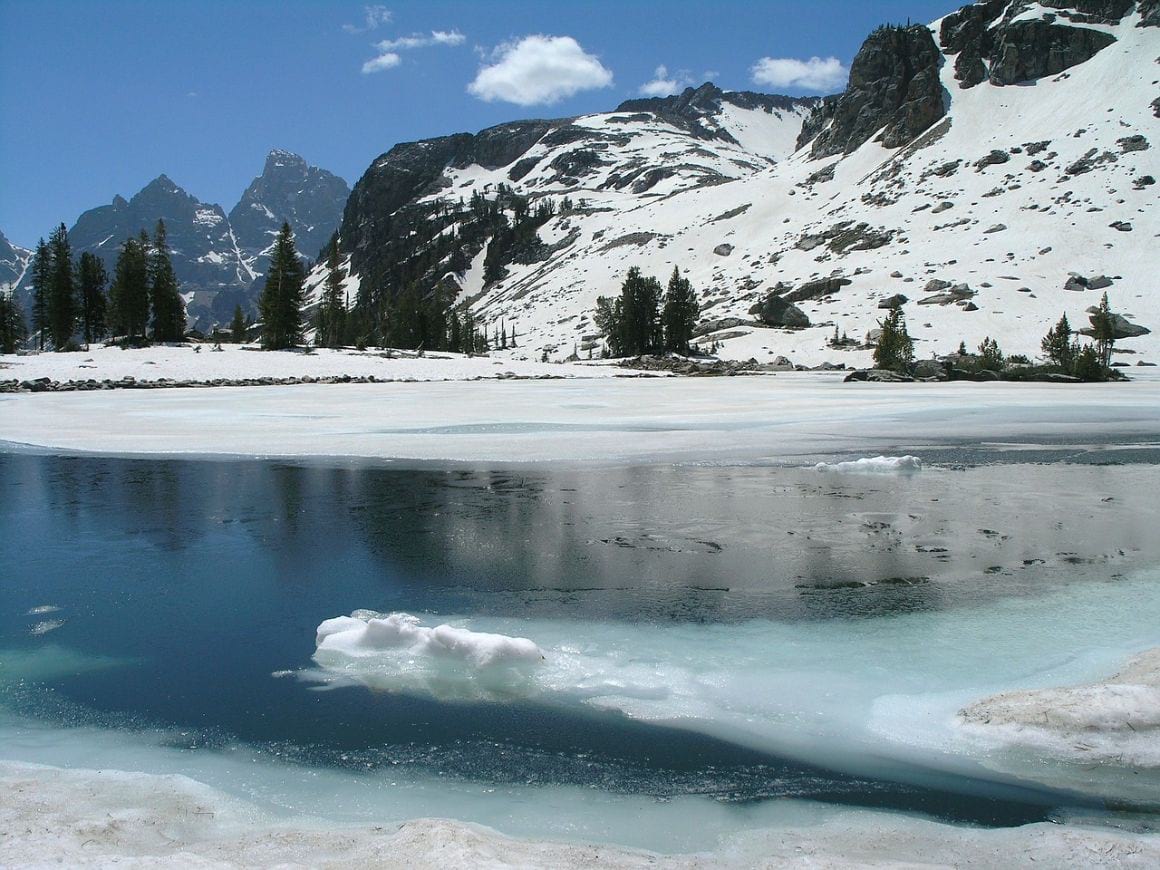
[2,452,1159,825]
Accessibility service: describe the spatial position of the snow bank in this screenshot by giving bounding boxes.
[814,455,923,473]
[3,761,1158,869]
[958,647,1160,769]
[316,611,544,667]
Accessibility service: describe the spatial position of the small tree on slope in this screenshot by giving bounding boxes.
[259,223,306,350]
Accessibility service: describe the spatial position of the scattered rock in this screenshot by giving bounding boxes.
[931,201,954,213]
[974,149,1010,170]
[983,223,1007,233]
[844,369,914,383]
[1109,221,1133,232]
[878,293,909,309]
[1117,134,1149,153]
[782,276,852,303]
[713,243,734,257]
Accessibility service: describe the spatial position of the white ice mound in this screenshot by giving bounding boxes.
[813,455,922,473]
[316,612,544,667]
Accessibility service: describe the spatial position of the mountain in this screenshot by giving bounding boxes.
[321,0,1158,368]
[14,151,348,332]
[229,149,350,274]
[0,230,31,291]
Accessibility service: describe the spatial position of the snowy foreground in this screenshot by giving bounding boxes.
[4,350,1160,866]
[2,345,1159,463]
[3,761,1158,870]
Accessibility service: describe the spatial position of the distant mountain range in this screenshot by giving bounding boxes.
[6,150,348,331]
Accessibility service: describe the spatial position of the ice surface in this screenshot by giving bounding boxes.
[814,455,923,473]
[3,760,1159,868]
[3,372,1159,463]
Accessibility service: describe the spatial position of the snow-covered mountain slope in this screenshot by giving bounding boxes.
[0,230,31,291]
[330,1,1158,368]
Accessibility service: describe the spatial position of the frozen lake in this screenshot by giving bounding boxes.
[3,446,1159,859]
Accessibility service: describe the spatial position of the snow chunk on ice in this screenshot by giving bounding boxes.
[316,612,544,668]
[814,455,923,473]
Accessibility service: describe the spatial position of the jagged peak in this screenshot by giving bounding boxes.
[264,148,308,171]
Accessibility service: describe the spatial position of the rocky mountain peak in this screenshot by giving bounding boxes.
[228,150,349,268]
[0,229,32,289]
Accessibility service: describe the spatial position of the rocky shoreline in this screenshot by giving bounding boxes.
[0,371,584,394]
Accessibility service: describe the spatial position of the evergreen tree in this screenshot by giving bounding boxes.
[231,304,247,343]
[258,222,306,350]
[149,220,184,341]
[1090,292,1116,372]
[109,236,151,339]
[661,266,699,354]
[977,336,1004,371]
[873,308,914,372]
[595,267,663,357]
[46,223,78,350]
[1040,313,1074,370]
[30,239,50,351]
[76,252,108,346]
[316,235,347,348]
[0,292,27,353]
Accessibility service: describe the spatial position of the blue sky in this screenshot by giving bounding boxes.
[0,0,961,248]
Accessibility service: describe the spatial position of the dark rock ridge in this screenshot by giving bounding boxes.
[229,149,350,269]
[940,0,1123,90]
[802,24,946,158]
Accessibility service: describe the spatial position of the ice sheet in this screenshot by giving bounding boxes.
[3,372,1159,464]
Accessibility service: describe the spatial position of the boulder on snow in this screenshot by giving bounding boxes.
[748,295,810,329]
[782,276,852,303]
[1080,312,1152,340]
[878,293,909,309]
[713,243,734,257]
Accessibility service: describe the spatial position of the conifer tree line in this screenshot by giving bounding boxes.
[593,266,700,357]
[22,219,184,350]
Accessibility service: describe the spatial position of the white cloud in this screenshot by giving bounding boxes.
[750,55,848,92]
[343,5,392,34]
[637,65,693,97]
[376,29,465,51]
[468,35,613,106]
[361,51,401,74]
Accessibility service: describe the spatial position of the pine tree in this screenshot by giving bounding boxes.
[873,308,914,373]
[109,236,150,339]
[977,336,1004,371]
[316,235,347,348]
[77,252,108,346]
[46,223,78,350]
[30,239,50,351]
[149,220,184,341]
[661,266,699,354]
[595,267,663,357]
[1091,291,1115,372]
[1040,313,1074,370]
[259,223,306,350]
[0,292,27,353]
[231,304,247,343]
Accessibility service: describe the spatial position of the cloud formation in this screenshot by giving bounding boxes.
[468,35,613,106]
[637,65,693,97]
[361,52,401,74]
[343,5,392,35]
[376,30,465,52]
[750,55,848,92]
[361,28,465,74]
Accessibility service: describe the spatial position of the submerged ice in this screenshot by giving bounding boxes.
[306,571,1160,803]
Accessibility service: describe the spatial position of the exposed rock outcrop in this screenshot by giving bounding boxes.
[748,294,811,328]
[805,25,945,157]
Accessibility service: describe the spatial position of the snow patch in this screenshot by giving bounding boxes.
[814,455,923,473]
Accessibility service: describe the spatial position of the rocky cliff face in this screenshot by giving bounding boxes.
[802,25,946,158]
[940,0,1140,90]
[229,149,350,269]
